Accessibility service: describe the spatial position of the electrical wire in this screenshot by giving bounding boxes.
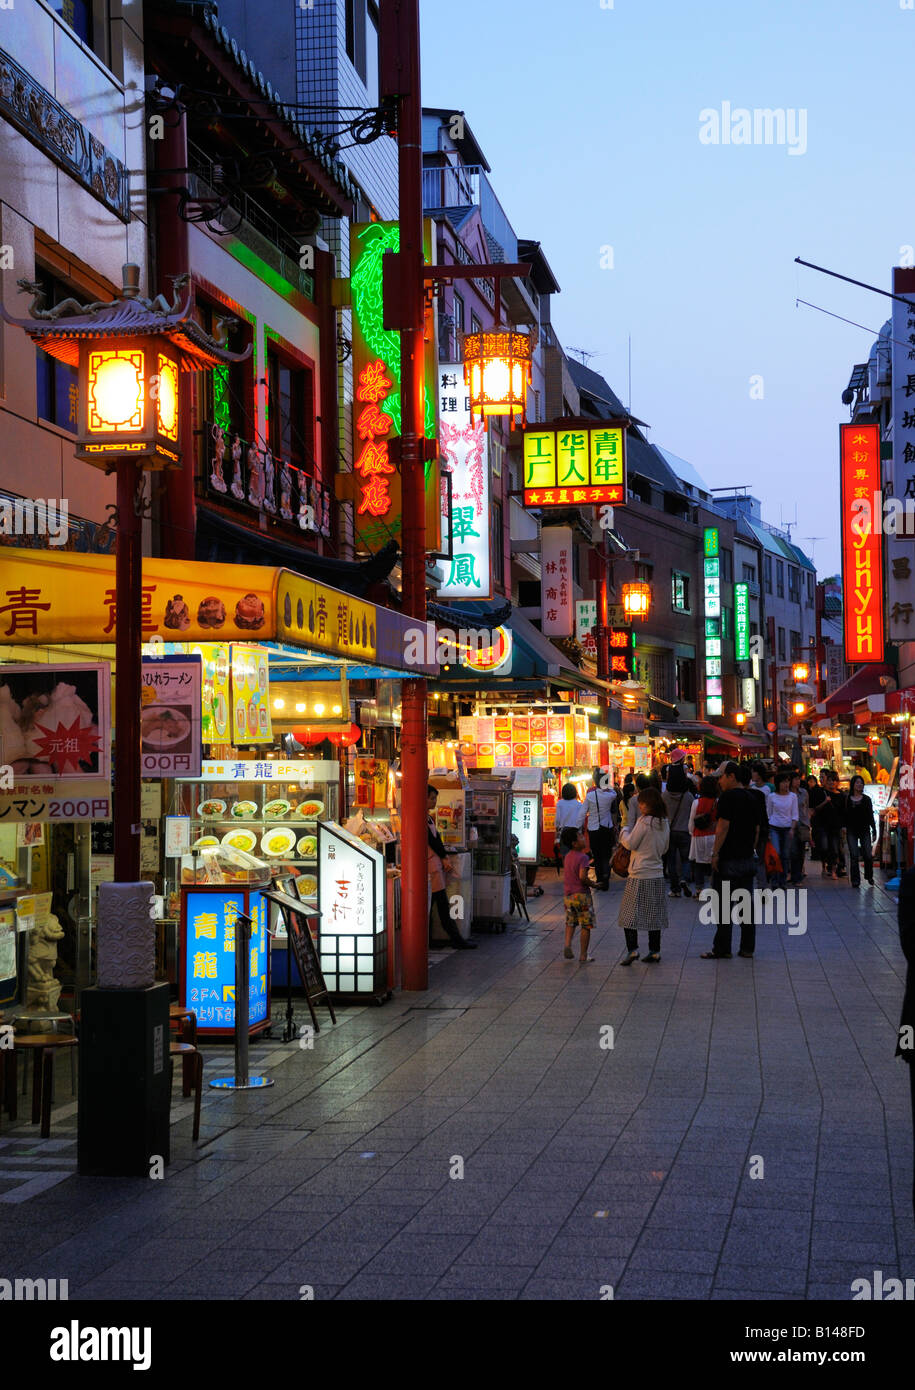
[795,298,913,353]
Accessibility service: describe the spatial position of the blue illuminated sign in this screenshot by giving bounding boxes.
[184,891,268,1030]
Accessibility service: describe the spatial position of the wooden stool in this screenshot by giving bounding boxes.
[169,1006,197,1097]
[8,1035,78,1138]
[169,1042,203,1141]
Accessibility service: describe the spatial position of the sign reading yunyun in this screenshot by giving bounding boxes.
[888,268,915,643]
[437,364,492,599]
[541,527,574,638]
[840,422,884,663]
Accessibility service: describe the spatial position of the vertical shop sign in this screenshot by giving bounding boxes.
[840,422,884,663]
[184,890,268,1031]
[704,527,723,715]
[734,582,750,662]
[542,527,574,637]
[438,364,491,598]
[888,270,915,644]
[230,645,273,744]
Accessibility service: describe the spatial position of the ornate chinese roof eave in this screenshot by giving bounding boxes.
[0,274,253,371]
[147,5,359,220]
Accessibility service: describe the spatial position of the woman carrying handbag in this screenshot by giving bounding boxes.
[617,787,670,965]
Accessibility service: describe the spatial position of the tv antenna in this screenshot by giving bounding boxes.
[802,536,825,560]
[568,347,599,367]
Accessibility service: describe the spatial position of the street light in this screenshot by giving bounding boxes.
[793,700,808,717]
[622,580,651,619]
[462,329,532,427]
[792,662,810,683]
[735,711,747,726]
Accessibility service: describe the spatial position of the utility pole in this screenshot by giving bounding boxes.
[382,0,428,990]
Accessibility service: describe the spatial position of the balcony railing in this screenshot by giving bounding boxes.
[202,421,334,542]
[422,163,518,261]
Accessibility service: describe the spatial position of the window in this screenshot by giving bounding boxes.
[453,293,465,339]
[676,658,695,703]
[777,626,786,662]
[365,2,379,105]
[197,300,251,444]
[779,691,790,725]
[671,571,690,613]
[492,501,504,586]
[788,566,800,603]
[790,630,801,662]
[806,572,814,607]
[267,348,314,470]
[470,312,483,337]
[742,562,756,583]
[764,554,772,594]
[34,269,80,433]
[776,559,785,598]
[50,0,92,45]
[720,548,733,583]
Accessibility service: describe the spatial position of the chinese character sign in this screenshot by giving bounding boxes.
[183,890,268,1032]
[317,822,385,997]
[511,792,540,864]
[703,529,723,715]
[438,364,491,599]
[0,662,109,781]
[229,645,272,745]
[523,424,626,508]
[888,270,915,644]
[840,423,884,663]
[734,583,750,662]
[541,527,574,638]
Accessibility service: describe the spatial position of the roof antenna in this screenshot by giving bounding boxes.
[568,347,598,367]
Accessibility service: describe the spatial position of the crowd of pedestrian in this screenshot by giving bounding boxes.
[558,756,881,965]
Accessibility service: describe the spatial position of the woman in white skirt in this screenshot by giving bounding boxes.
[687,774,718,891]
[618,786,670,965]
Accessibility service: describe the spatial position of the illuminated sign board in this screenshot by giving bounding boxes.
[523,424,626,508]
[609,627,634,676]
[704,527,722,716]
[511,792,540,865]
[840,423,884,664]
[183,890,268,1034]
[734,582,750,662]
[541,527,574,637]
[438,363,492,599]
[317,822,385,997]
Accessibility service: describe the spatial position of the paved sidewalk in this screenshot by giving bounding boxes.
[1,871,913,1300]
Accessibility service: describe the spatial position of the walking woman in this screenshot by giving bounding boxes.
[618,786,670,965]
[687,774,718,890]
[845,774,877,887]
[554,782,586,870]
[662,761,695,898]
[765,770,798,890]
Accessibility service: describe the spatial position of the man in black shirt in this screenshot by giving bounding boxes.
[702,761,762,959]
[810,769,843,877]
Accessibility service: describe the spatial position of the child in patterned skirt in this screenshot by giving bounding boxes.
[561,827,595,963]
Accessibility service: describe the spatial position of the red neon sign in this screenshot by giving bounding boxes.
[355,361,395,517]
[840,422,884,664]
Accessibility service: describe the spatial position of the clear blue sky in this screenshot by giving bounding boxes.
[421,0,915,576]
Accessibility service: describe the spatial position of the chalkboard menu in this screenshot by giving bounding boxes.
[261,887,336,1033]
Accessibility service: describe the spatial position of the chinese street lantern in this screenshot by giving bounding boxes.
[735,711,747,726]
[77,338,182,468]
[462,329,532,428]
[792,662,810,683]
[793,700,807,717]
[622,581,651,620]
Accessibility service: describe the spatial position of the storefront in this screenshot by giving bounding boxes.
[0,548,434,1022]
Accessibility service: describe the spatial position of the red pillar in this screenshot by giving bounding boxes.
[114,459,143,882]
[155,105,195,561]
[391,0,429,991]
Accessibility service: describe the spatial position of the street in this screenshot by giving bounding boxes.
[2,874,911,1302]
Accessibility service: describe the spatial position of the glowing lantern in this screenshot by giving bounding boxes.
[462,330,532,427]
[792,662,810,683]
[735,711,747,726]
[76,337,185,468]
[622,581,651,619]
[793,701,807,717]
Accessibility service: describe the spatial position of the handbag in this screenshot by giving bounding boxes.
[694,812,712,830]
[611,843,631,878]
[763,841,782,877]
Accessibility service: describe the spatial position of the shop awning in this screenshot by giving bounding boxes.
[653,720,768,750]
[0,548,436,676]
[815,663,896,719]
[430,605,611,697]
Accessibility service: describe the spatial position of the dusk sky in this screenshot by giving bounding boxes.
[421,0,915,577]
